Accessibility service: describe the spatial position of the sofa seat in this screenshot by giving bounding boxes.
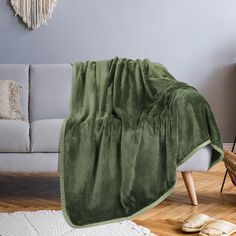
[0,120,29,152]
[177,145,212,171]
[31,119,64,152]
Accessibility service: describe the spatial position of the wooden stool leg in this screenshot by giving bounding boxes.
[181,171,198,206]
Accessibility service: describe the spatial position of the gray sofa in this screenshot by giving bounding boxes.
[0,64,212,205]
[0,64,71,172]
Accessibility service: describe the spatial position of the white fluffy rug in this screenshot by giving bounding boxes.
[0,210,156,236]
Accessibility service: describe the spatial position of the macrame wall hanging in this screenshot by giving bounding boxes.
[11,0,57,30]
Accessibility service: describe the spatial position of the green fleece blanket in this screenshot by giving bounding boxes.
[60,58,223,228]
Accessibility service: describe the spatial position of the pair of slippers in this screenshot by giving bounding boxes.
[182,213,236,235]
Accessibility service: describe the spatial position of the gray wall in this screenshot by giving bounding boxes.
[0,0,236,142]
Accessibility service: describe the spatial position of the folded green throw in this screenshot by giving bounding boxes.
[60,58,223,227]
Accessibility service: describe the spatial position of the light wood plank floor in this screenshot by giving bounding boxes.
[0,161,235,235]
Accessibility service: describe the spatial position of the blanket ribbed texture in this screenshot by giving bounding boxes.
[60,58,223,227]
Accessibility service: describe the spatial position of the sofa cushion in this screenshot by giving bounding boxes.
[0,65,29,121]
[31,119,64,152]
[30,65,72,121]
[0,120,29,152]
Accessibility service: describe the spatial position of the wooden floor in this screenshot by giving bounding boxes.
[0,161,235,236]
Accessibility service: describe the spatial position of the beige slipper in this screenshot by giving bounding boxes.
[199,220,236,236]
[182,213,214,233]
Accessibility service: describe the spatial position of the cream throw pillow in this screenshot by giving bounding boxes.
[0,80,22,120]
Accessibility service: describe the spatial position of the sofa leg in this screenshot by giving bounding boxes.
[181,171,198,206]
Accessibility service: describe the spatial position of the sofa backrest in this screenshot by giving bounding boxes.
[30,64,72,121]
[0,64,29,121]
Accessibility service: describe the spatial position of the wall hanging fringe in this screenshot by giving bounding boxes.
[11,0,57,29]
